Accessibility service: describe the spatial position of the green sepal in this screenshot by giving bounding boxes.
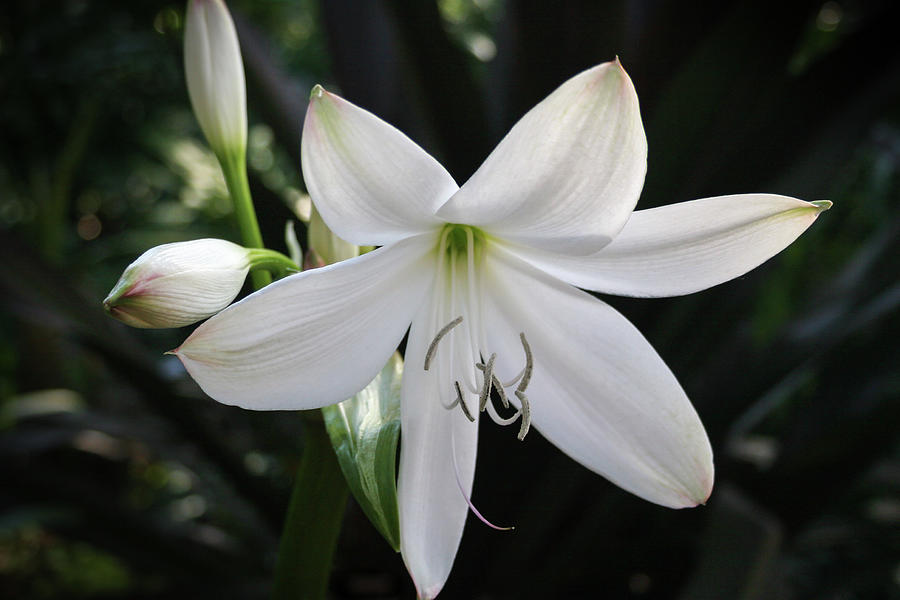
[322,353,402,551]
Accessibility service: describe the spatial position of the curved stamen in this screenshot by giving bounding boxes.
[514,390,531,441]
[424,316,463,371]
[491,372,509,409]
[517,332,533,393]
[473,332,534,439]
[478,353,496,412]
[439,384,461,410]
[461,375,479,395]
[501,365,526,389]
[477,363,510,409]
[485,397,521,426]
[455,380,476,423]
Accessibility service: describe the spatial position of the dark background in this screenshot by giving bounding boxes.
[1,0,898,598]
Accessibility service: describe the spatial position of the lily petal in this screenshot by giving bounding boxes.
[437,60,647,256]
[398,293,478,600]
[301,87,458,246]
[507,194,831,297]
[175,234,436,409]
[483,248,713,508]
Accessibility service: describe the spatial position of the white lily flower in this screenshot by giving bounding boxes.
[173,60,830,598]
[184,0,247,159]
[104,239,252,329]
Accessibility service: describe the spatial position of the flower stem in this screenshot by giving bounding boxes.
[246,248,300,279]
[218,149,272,289]
[273,420,349,600]
[218,148,346,599]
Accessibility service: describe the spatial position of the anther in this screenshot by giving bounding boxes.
[516,333,533,393]
[492,373,509,408]
[424,316,463,371]
[514,390,531,440]
[478,353,496,412]
[476,362,509,409]
[455,380,475,423]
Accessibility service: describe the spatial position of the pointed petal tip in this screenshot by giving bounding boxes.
[415,583,443,600]
[811,199,833,212]
[695,485,714,508]
[585,56,635,99]
[309,84,326,101]
[680,468,714,509]
[593,56,630,80]
[671,483,713,509]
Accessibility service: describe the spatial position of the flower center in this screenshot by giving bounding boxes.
[424,224,534,441]
[441,223,487,262]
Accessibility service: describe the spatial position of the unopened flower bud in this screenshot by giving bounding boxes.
[104,239,252,328]
[184,0,247,159]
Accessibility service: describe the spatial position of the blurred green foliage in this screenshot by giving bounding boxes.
[1,0,898,598]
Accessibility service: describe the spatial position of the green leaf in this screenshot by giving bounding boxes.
[322,352,402,551]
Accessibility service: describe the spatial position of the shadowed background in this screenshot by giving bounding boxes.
[1,0,898,598]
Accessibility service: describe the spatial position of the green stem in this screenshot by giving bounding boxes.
[247,248,300,279]
[273,420,349,600]
[217,146,346,599]
[219,150,271,289]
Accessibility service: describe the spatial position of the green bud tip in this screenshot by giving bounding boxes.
[811,200,833,211]
[310,84,325,100]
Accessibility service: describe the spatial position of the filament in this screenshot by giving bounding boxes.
[485,398,521,426]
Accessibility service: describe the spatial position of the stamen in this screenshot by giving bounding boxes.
[455,380,475,423]
[501,365,526,389]
[464,227,482,365]
[514,390,531,440]
[424,316,463,371]
[477,362,510,409]
[516,333,533,393]
[461,376,479,395]
[492,373,510,408]
[439,388,460,410]
[485,398,521,426]
[478,353,496,412]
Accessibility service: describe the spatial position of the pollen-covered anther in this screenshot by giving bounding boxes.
[492,373,509,408]
[514,390,531,441]
[472,331,535,440]
[516,332,533,393]
[478,353,496,412]
[455,381,476,423]
[475,363,509,409]
[424,315,463,371]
